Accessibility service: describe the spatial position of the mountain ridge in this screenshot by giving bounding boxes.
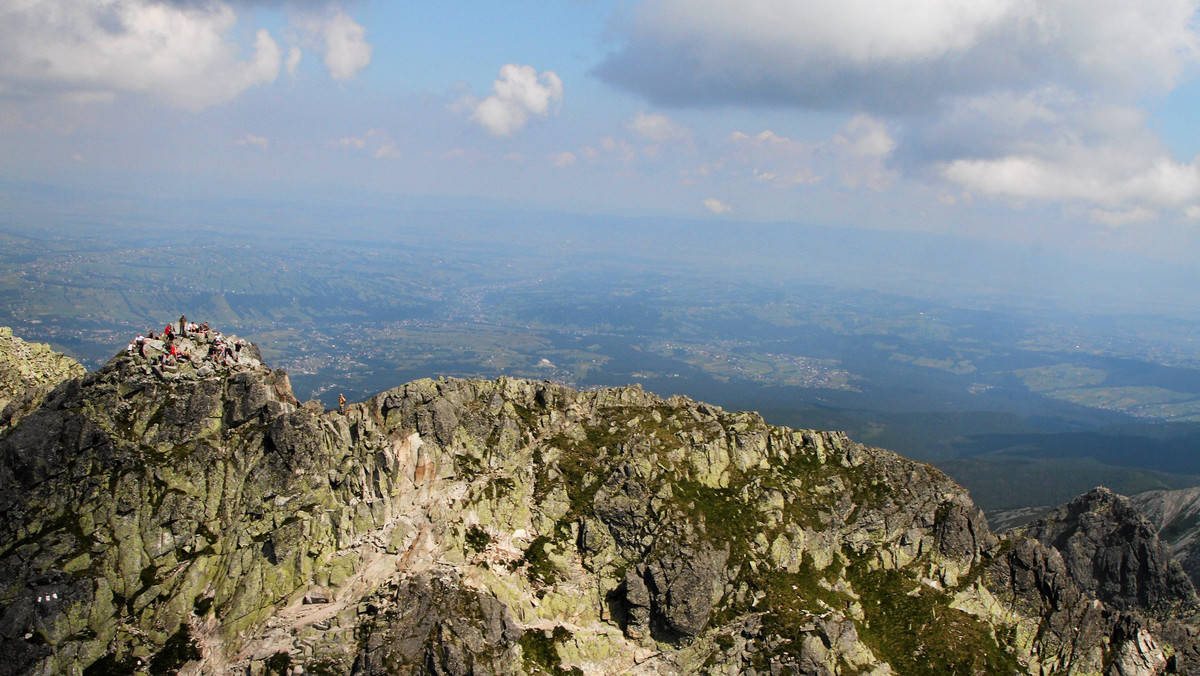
[1,326,1198,675]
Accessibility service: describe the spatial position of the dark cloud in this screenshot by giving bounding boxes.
[154,0,345,7]
[592,0,1194,113]
[593,39,1050,114]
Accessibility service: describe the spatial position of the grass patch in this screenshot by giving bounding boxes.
[848,565,1018,675]
[511,403,541,432]
[520,626,583,676]
[465,525,491,553]
[723,555,849,662]
[671,480,756,559]
[517,535,559,585]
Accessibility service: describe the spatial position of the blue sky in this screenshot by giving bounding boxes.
[4,0,1200,261]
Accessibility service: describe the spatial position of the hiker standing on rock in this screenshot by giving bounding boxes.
[178,315,187,337]
[339,393,346,414]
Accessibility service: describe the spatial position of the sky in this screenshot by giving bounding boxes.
[4,0,1200,261]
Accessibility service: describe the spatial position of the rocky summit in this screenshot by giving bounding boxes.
[2,327,1200,676]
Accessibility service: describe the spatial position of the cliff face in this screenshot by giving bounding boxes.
[1,329,1198,675]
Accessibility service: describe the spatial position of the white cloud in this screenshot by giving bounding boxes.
[835,114,896,158]
[1088,206,1159,227]
[703,197,732,214]
[329,129,399,158]
[374,144,402,159]
[594,0,1200,221]
[755,168,821,185]
[285,46,302,79]
[729,130,818,160]
[469,64,563,136]
[912,88,1073,161]
[0,0,282,110]
[730,130,802,147]
[724,129,823,187]
[318,10,372,80]
[552,152,577,168]
[924,89,1200,219]
[708,117,902,191]
[833,114,897,190]
[234,134,269,150]
[944,150,1200,213]
[628,112,690,143]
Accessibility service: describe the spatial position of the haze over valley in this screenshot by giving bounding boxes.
[4,184,1200,512]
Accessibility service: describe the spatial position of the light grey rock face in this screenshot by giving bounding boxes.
[2,326,1200,676]
[1132,485,1200,590]
[985,536,1117,672]
[0,327,86,432]
[986,505,1052,533]
[644,539,729,640]
[353,571,524,676]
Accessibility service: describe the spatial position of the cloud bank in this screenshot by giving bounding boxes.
[596,0,1198,111]
[597,0,1200,221]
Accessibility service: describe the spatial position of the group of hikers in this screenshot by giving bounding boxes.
[125,315,249,370]
[124,314,350,412]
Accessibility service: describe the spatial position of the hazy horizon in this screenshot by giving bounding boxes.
[4,1,1200,267]
[5,178,1200,323]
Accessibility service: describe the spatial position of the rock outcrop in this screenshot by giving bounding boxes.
[1019,487,1197,618]
[0,326,85,431]
[1,327,1199,675]
[973,488,1200,675]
